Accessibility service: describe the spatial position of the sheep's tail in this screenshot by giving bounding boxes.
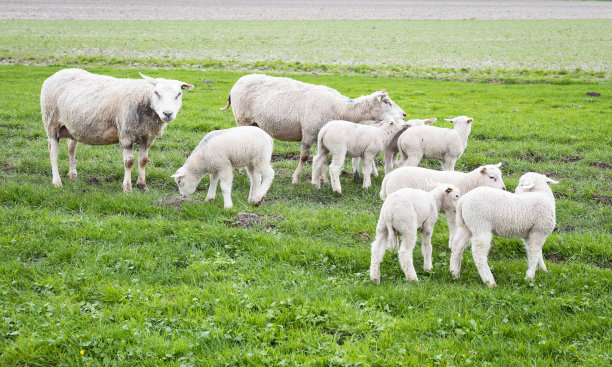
[379,175,388,200]
[385,220,398,251]
[455,199,470,235]
[220,94,231,111]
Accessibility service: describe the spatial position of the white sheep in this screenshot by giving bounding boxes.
[351,118,436,181]
[370,184,461,284]
[311,116,406,194]
[41,68,194,192]
[220,74,406,184]
[397,116,473,171]
[450,172,559,287]
[172,126,275,209]
[380,163,507,249]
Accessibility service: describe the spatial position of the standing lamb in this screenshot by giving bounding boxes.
[397,116,473,171]
[41,68,194,192]
[311,116,406,194]
[172,126,275,209]
[380,163,507,248]
[352,118,436,180]
[219,74,406,184]
[450,172,559,287]
[370,184,461,284]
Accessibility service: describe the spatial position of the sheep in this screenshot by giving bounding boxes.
[449,172,559,287]
[380,163,507,249]
[397,116,473,171]
[40,68,194,192]
[351,118,436,181]
[219,73,406,184]
[172,126,275,209]
[370,184,461,284]
[311,116,406,194]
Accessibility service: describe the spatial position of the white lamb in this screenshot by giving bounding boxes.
[351,118,436,180]
[397,116,473,171]
[380,163,507,249]
[370,184,461,284]
[172,126,275,209]
[41,68,194,192]
[450,172,559,287]
[311,116,406,194]
[220,74,406,184]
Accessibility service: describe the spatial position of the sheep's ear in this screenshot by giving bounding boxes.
[180,82,194,91]
[140,73,158,86]
[521,182,535,190]
[444,118,454,122]
[480,167,488,174]
[466,118,473,124]
[171,173,184,179]
[544,176,559,185]
[425,118,436,125]
[445,187,454,193]
[496,162,503,168]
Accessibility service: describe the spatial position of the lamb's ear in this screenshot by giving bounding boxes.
[521,182,535,190]
[466,118,473,123]
[180,82,194,91]
[544,176,559,185]
[425,179,440,191]
[425,118,436,125]
[496,162,504,168]
[171,173,184,179]
[480,167,488,174]
[445,187,454,193]
[140,73,158,86]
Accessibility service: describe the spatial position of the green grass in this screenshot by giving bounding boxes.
[0,64,610,365]
[1,19,611,82]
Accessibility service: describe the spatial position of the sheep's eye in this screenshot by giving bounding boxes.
[154,91,160,98]
[176,92,182,99]
[490,176,496,181]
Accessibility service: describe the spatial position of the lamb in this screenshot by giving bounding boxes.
[450,172,559,287]
[311,116,406,194]
[172,126,275,209]
[370,184,461,284]
[397,116,473,171]
[351,118,436,180]
[40,68,194,192]
[219,74,406,184]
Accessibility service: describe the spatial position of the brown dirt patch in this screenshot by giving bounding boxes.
[271,154,300,162]
[545,253,566,263]
[562,155,581,163]
[591,161,612,170]
[592,194,612,206]
[586,92,601,97]
[226,212,282,229]
[86,177,101,185]
[157,196,202,208]
[523,151,545,163]
[554,225,576,232]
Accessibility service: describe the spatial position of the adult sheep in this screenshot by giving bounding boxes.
[220,74,406,184]
[41,68,194,192]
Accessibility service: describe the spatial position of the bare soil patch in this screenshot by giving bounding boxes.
[227,212,282,229]
[157,196,203,208]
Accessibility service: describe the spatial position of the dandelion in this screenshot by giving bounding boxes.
[80,350,84,356]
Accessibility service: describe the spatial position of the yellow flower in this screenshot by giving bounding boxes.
[80,350,84,356]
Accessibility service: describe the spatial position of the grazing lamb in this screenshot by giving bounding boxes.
[41,68,194,192]
[397,116,473,171]
[219,74,406,184]
[450,172,559,287]
[352,118,436,180]
[380,163,507,249]
[370,184,461,284]
[311,116,406,194]
[172,126,274,209]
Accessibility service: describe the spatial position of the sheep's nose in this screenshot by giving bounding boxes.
[163,111,173,118]
[502,186,506,191]
[402,112,407,118]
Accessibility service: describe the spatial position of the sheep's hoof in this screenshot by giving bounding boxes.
[223,204,233,209]
[353,171,360,182]
[52,181,63,188]
[406,277,419,283]
[370,277,380,284]
[333,189,342,196]
[486,281,497,288]
[204,196,214,202]
[136,183,149,192]
[122,184,132,193]
[66,172,77,181]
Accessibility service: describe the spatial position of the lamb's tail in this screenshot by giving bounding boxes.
[385,220,398,251]
[219,94,231,111]
[455,199,470,235]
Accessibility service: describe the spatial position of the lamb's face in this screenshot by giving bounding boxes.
[171,168,199,198]
[479,163,506,191]
[140,73,194,123]
[442,185,461,210]
[374,91,406,120]
[444,116,474,128]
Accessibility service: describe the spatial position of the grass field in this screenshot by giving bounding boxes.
[0,17,611,366]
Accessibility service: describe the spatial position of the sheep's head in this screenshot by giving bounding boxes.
[406,118,436,127]
[427,182,461,211]
[515,172,559,194]
[444,116,473,128]
[171,166,199,198]
[371,90,406,121]
[141,73,194,123]
[478,162,506,191]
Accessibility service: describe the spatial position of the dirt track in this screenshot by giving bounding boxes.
[3,0,612,20]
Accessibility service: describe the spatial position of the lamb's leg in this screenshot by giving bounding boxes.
[205,173,219,202]
[329,151,346,195]
[404,152,423,167]
[398,230,419,282]
[218,168,234,209]
[471,233,496,287]
[361,154,375,189]
[449,226,471,278]
[252,164,274,205]
[525,233,548,280]
[47,136,62,188]
[292,140,312,184]
[446,211,457,249]
[311,150,327,189]
[121,142,134,193]
[369,236,387,284]
[371,160,379,178]
[246,165,259,203]
[420,219,435,271]
[67,139,78,180]
[136,144,150,191]
[442,157,457,171]
[352,158,361,182]
[384,150,394,174]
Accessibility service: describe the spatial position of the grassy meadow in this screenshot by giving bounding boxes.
[0,18,611,366]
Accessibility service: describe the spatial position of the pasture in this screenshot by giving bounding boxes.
[1,17,611,366]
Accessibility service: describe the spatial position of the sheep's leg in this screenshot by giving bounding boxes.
[351,157,361,182]
[403,152,423,167]
[371,159,379,178]
[246,165,259,203]
[361,154,375,189]
[311,150,327,189]
[525,233,548,280]
[218,168,234,209]
[442,157,457,171]
[205,173,219,202]
[384,150,394,174]
[121,143,134,193]
[537,254,548,272]
[292,141,312,184]
[398,230,419,282]
[446,211,457,249]
[252,164,274,206]
[450,227,471,278]
[136,144,150,191]
[329,152,346,195]
[471,233,496,287]
[421,220,435,271]
[369,236,387,284]
[67,139,78,180]
[47,137,63,188]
